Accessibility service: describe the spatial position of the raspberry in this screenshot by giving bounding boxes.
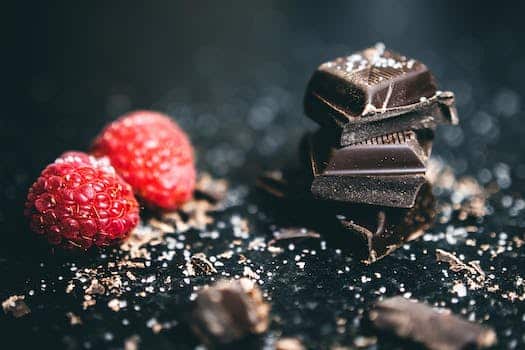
[91,110,196,210]
[24,152,140,250]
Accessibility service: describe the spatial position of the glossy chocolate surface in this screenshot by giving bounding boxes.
[306,131,431,207]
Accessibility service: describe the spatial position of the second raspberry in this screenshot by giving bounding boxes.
[91,111,196,210]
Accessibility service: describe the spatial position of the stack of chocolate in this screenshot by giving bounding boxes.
[259,44,459,264]
[303,43,458,208]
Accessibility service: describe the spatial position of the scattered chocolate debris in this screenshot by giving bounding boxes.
[269,228,321,246]
[353,336,377,348]
[107,298,126,312]
[124,335,141,350]
[256,170,296,198]
[427,159,488,221]
[190,278,270,345]
[276,337,305,350]
[195,172,229,203]
[436,249,485,279]
[243,266,260,280]
[148,218,176,233]
[85,279,106,295]
[126,271,137,281]
[370,297,497,350]
[65,282,75,294]
[66,312,82,325]
[248,237,266,250]
[2,295,30,318]
[217,250,234,259]
[82,296,96,310]
[187,253,218,276]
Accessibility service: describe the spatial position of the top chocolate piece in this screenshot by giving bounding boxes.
[304,43,457,138]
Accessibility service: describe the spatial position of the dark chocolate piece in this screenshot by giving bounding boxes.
[304,43,458,146]
[190,278,270,345]
[370,297,497,350]
[336,182,435,264]
[307,131,431,207]
[340,91,457,145]
[305,43,437,119]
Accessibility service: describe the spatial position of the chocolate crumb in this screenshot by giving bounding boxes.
[276,337,305,350]
[66,312,82,325]
[269,228,321,246]
[85,279,106,295]
[124,335,141,350]
[187,253,218,276]
[195,172,229,203]
[2,295,30,318]
[107,298,126,312]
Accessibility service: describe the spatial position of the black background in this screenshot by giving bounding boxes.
[2,1,525,349]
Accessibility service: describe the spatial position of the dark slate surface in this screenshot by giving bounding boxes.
[2,1,525,349]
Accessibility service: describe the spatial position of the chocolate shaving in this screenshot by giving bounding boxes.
[256,171,289,198]
[195,172,229,203]
[85,279,106,295]
[276,337,305,350]
[2,295,30,318]
[124,335,141,350]
[187,253,218,276]
[190,278,270,345]
[66,312,82,325]
[370,297,497,350]
[269,228,321,246]
[436,249,481,277]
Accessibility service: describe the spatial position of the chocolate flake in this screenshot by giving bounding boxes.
[187,253,218,276]
[66,312,82,325]
[124,335,141,350]
[85,279,106,295]
[370,297,497,350]
[195,172,229,203]
[2,295,30,318]
[269,228,321,246]
[276,337,305,350]
[436,249,483,278]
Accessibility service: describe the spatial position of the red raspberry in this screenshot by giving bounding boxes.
[91,110,196,210]
[24,152,140,250]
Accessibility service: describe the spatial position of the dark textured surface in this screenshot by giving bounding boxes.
[2,1,525,349]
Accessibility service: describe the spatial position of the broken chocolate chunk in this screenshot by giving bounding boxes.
[305,130,432,208]
[336,181,435,264]
[370,297,497,350]
[190,278,270,345]
[304,43,457,146]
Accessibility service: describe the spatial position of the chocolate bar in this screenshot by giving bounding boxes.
[306,129,433,208]
[304,43,458,146]
[370,297,497,350]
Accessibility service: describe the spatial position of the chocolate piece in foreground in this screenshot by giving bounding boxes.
[306,130,432,208]
[304,43,458,146]
[256,171,436,264]
[190,278,270,345]
[370,297,497,350]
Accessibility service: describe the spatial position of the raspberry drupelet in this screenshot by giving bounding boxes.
[91,110,196,210]
[24,152,140,250]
